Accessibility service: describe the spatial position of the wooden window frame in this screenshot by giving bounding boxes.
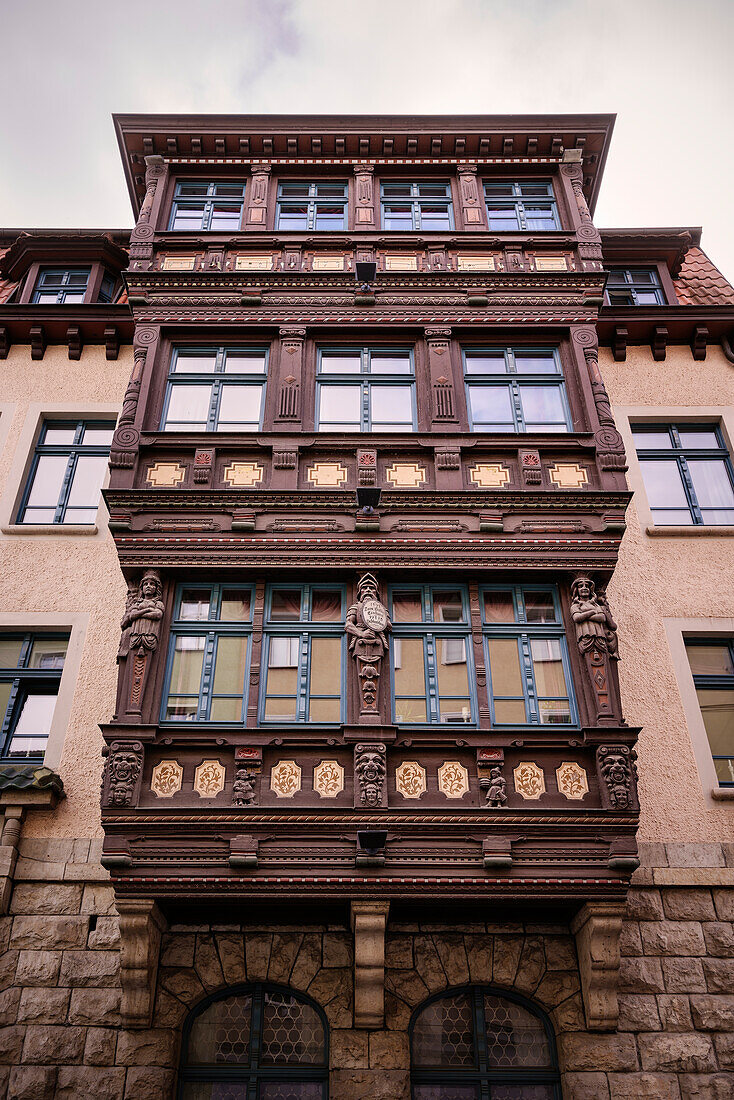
[633,422,734,526]
[16,418,114,526]
[0,632,69,760]
[462,346,572,434]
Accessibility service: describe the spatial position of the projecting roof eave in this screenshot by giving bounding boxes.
[112,112,616,219]
[600,227,702,276]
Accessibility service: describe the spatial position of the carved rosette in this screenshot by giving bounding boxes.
[103,741,144,808]
[597,746,637,811]
[354,743,387,809]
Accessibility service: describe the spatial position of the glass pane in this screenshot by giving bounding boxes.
[43,427,77,444]
[62,292,85,304]
[468,385,513,428]
[82,427,114,447]
[278,210,309,230]
[526,209,557,231]
[309,637,341,697]
[169,636,205,695]
[530,639,567,697]
[488,209,521,231]
[213,184,245,198]
[220,590,251,622]
[437,642,471,724]
[635,290,661,304]
[28,638,67,670]
[382,206,413,230]
[309,697,341,723]
[224,354,267,375]
[491,1087,556,1100]
[420,208,452,230]
[271,591,302,621]
[212,636,247,695]
[632,428,672,450]
[519,385,567,426]
[218,384,263,427]
[268,637,300,669]
[714,757,734,785]
[524,591,556,623]
[677,429,720,449]
[177,182,211,197]
[464,353,507,375]
[260,991,325,1065]
[515,352,557,374]
[0,683,11,725]
[164,697,199,721]
[165,384,212,428]
[487,638,524,695]
[319,352,361,374]
[210,206,242,229]
[539,698,571,724]
[394,639,427,723]
[259,1084,324,1100]
[688,461,734,513]
[314,209,346,230]
[494,699,528,723]
[483,591,516,623]
[687,644,734,677]
[315,183,347,197]
[370,385,413,426]
[0,639,24,668]
[393,592,423,623]
[13,693,56,738]
[696,688,734,757]
[639,460,689,509]
[483,993,553,1068]
[180,1083,248,1100]
[412,992,475,1067]
[311,590,342,622]
[434,591,465,624]
[65,455,107,510]
[174,354,217,373]
[210,697,243,722]
[25,455,68,511]
[264,697,297,720]
[484,182,516,196]
[186,994,252,1064]
[519,182,553,197]
[180,590,211,621]
[369,353,412,375]
[413,1087,479,1100]
[172,206,205,230]
[35,293,61,303]
[318,385,361,428]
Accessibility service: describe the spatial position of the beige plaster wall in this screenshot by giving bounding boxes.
[602,343,734,842]
[0,343,129,839]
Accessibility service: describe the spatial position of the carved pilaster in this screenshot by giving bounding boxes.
[110,329,156,468]
[117,899,167,1027]
[574,334,628,471]
[571,901,626,1030]
[457,164,482,227]
[351,901,390,1029]
[353,163,376,227]
[129,156,167,269]
[276,326,306,424]
[425,327,457,427]
[245,162,272,227]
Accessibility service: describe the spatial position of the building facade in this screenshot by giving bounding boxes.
[0,115,731,1099]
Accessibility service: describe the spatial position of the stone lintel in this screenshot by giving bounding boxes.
[351,900,390,1030]
[117,897,167,1028]
[652,867,734,887]
[570,900,625,1031]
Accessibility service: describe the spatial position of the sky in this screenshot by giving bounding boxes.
[1,0,732,281]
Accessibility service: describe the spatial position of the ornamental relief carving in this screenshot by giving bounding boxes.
[354,743,386,808]
[556,761,589,801]
[437,761,469,799]
[151,760,183,799]
[346,574,391,716]
[513,762,546,801]
[313,760,344,799]
[104,741,143,807]
[270,760,301,798]
[194,760,226,798]
[395,761,427,799]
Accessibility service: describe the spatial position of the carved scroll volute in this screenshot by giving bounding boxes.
[102,741,144,808]
[457,164,482,227]
[276,326,306,424]
[425,327,457,427]
[561,153,603,269]
[570,575,621,725]
[353,163,375,227]
[129,156,167,270]
[110,328,158,471]
[346,574,391,722]
[246,162,272,227]
[119,570,165,720]
[354,743,387,810]
[571,328,627,472]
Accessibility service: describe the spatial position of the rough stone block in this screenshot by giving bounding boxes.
[641,922,706,956]
[115,1028,176,1066]
[217,934,247,985]
[0,1024,26,1064]
[80,885,117,916]
[617,994,661,1031]
[368,1030,409,1069]
[662,958,707,993]
[690,994,734,1031]
[492,935,524,986]
[544,935,577,970]
[666,843,724,868]
[560,1033,639,1071]
[289,934,322,992]
[59,949,119,987]
[123,1067,176,1099]
[7,1065,57,1100]
[412,935,447,992]
[662,889,716,922]
[432,934,470,986]
[464,935,492,984]
[703,958,734,993]
[626,889,664,922]
[658,994,694,1031]
[244,932,273,981]
[551,992,586,1033]
[619,956,664,994]
[22,1024,86,1064]
[563,1072,610,1099]
[68,988,121,1026]
[0,987,21,1025]
[534,970,580,1009]
[513,936,546,995]
[702,923,734,957]
[10,883,82,916]
[385,935,413,971]
[88,916,120,949]
[15,950,60,987]
[323,932,352,969]
[620,921,643,956]
[714,1032,734,1070]
[329,1069,409,1099]
[160,933,195,968]
[10,915,88,950]
[159,967,206,1006]
[17,987,70,1024]
[152,989,188,1028]
[608,1071,681,1099]
[638,1032,716,1073]
[194,933,224,991]
[678,1073,734,1099]
[55,1066,125,1100]
[331,1028,369,1069]
[712,889,734,921]
[638,842,668,868]
[84,1026,117,1065]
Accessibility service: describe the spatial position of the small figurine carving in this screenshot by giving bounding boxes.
[232,766,257,807]
[598,746,634,809]
[345,574,392,715]
[355,743,386,808]
[105,740,143,807]
[480,766,508,808]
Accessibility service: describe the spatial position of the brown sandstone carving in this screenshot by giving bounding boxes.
[571,900,626,1030]
[354,743,387,809]
[351,900,390,1029]
[119,570,165,716]
[345,574,391,717]
[117,898,166,1028]
[571,574,619,722]
[480,766,508,808]
[104,741,144,807]
[232,767,258,807]
[598,746,636,810]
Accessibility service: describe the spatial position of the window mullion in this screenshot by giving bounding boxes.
[55,454,77,523]
[208,381,220,431]
[520,633,539,723]
[425,634,438,722]
[1,680,21,752]
[199,632,217,719]
[678,457,703,524]
[299,633,309,721]
[510,381,524,431]
[362,381,370,431]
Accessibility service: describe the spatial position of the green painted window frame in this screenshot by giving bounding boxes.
[380,180,453,231]
[605,266,665,306]
[315,346,416,432]
[17,419,114,525]
[32,267,91,304]
[0,633,69,760]
[483,180,560,232]
[462,346,571,434]
[632,422,734,526]
[161,346,269,432]
[275,180,348,231]
[169,180,246,231]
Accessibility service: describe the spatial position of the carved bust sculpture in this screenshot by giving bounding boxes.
[120,570,165,655]
[570,574,616,655]
[355,743,386,807]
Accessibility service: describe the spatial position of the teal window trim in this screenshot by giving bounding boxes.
[0,633,69,760]
[161,584,254,725]
[605,266,666,306]
[632,422,734,526]
[32,267,91,304]
[169,180,246,231]
[481,584,577,728]
[380,180,454,231]
[389,584,476,727]
[17,419,114,525]
[315,346,416,432]
[260,584,346,726]
[462,345,571,434]
[483,179,560,231]
[275,180,348,231]
[161,346,269,432]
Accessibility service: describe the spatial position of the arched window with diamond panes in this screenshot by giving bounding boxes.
[178,984,328,1099]
[410,986,561,1099]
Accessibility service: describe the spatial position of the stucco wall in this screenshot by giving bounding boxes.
[602,343,734,842]
[0,343,129,839]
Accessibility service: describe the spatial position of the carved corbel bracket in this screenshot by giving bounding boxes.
[117,898,167,1028]
[571,901,626,1030]
[351,900,390,1029]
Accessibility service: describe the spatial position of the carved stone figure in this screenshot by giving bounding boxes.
[480,766,508,808]
[232,766,257,807]
[597,587,619,660]
[120,570,165,716]
[354,743,387,808]
[598,746,634,809]
[105,741,143,807]
[571,574,610,655]
[345,574,391,716]
[116,582,137,663]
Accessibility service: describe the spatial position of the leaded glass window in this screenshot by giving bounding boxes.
[411,987,561,1099]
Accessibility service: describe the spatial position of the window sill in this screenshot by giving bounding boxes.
[1,524,99,537]
[645,525,734,538]
[711,787,734,801]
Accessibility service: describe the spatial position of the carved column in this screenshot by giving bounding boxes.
[561,151,603,271]
[351,901,390,1028]
[0,808,24,914]
[129,156,167,270]
[457,164,482,228]
[425,327,458,430]
[571,901,626,1030]
[109,343,147,471]
[245,163,272,228]
[571,328,627,472]
[353,163,376,228]
[117,898,167,1027]
[275,326,305,426]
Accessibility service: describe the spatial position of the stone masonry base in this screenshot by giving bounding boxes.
[0,839,731,1098]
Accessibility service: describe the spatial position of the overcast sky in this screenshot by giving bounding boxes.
[1,0,732,280]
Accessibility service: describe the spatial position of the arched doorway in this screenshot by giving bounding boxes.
[410,985,561,1099]
[178,983,329,1099]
